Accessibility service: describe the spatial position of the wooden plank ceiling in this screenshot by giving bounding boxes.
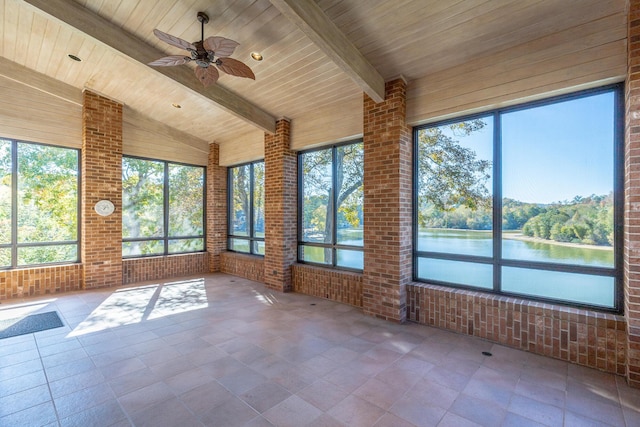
[0,0,627,150]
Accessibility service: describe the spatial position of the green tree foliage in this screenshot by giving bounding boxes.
[0,141,79,266]
[521,194,613,246]
[122,158,205,256]
[416,119,492,219]
[230,163,265,240]
[302,143,363,244]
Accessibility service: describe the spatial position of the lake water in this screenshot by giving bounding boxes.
[417,229,614,267]
[416,229,615,308]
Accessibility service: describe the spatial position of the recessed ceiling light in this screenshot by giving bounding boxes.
[172,103,182,109]
[250,52,263,61]
[68,54,82,62]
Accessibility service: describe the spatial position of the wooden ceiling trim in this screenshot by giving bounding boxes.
[22,0,277,134]
[0,56,82,105]
[269,0,385,103]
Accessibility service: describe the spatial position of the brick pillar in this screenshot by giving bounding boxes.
[207,143,227,272]
[81,90,122,289]
[362,78,412,322]
[626,0,640,388]
[264,118,296,292]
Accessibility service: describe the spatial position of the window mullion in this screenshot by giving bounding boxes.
[493,112,502,293]
[11,141,17,267]
[332,146,338,266]
[249,163,255,254]
[163,162,169,255]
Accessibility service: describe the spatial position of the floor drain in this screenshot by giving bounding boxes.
[310,303,316,306]
[482,351,492,356]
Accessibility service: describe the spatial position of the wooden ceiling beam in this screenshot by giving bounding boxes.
[22,0,276,134]
[269,0,385,103]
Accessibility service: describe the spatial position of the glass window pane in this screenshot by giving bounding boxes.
[0,247,10,267]
[253,162,265,239]
[18,245,77,266]
[300,245,332,265]
[229,238,250,253]
[169,164,204,237]
[417,257,493,289]
[0,140,10,245]
[230,165,250,237]
[169,238,203,253]
[337,249,363,270]
[502,92,615,268]
[502,266,615,308]
[123,158,164,239]
[123,240,163,257]
[416,117,493,256]
[253,240,265,255]
[302,149,332,243]
[17,143,78,244]
[336,143,363,247]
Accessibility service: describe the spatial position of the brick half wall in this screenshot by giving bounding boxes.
[407,283,627,375]
[0,264,83,300]
[292,264,363,308]
[220,252,265,283]
[123,253,209,285]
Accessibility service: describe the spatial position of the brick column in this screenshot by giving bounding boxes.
[626,0,640,388]
[264,118,296,292]
[207,143,227,272]
[81,90,122,289]
[362,78,412,322]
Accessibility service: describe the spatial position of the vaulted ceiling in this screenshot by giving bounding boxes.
[0,0,628,161]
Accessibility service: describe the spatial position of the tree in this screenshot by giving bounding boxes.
[416,119,492,228]
[122,158,164,255]
[302,144,363,248]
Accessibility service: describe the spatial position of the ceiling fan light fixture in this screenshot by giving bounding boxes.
[148,12,255,87]
[250,52,263,61]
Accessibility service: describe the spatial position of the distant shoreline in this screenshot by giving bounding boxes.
[502,233,612,251]
[422,228,613,251]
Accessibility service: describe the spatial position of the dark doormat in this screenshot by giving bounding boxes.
[0,311,64,340]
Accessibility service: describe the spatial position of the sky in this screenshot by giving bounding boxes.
[438,90,616,204]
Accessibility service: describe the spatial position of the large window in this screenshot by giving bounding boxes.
[122,157,205,257]
[414,85,622,311]
[299,141,364,270]
[228,161,265,255]
[0,140,79,267]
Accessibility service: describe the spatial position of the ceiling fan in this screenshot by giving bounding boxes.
[148,12,255,87]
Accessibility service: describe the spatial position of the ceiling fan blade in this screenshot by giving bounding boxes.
[216,57,255,80]
[195,66,220,87]
[153,29,196,51]
[203,36,239,58]
[148,55,191,66]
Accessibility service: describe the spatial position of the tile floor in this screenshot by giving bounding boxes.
[0,273,639,427]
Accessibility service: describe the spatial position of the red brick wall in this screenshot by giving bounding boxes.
[123,253,209,284]
[626,0,640,388]
[0,264,82,300]
[362,78,412,322]
[264,119,297,292]
[221,252,265,283]
[292,264,363,307]
[81,90,123,289]
[207,143,227,272]
[407,284,627,375]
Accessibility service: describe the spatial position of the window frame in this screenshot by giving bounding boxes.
[122,155,206,258]
[412,84,624,313]
[0,139,81,269]
[297,139,364,272]
[227,160,265,256]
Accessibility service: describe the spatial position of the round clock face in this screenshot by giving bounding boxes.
[94,200,115,216]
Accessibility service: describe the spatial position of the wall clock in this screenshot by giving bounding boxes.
[94,200,115,216]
